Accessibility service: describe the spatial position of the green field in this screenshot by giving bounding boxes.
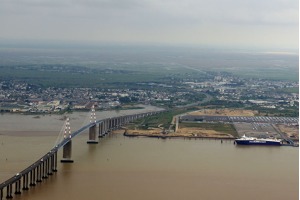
[0,46,298,86]
[129,108,197,129]
[1,64,297,88]
[0,66,162,87]
[0,64,207,88]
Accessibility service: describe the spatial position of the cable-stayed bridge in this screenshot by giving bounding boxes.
[0,106,164,199]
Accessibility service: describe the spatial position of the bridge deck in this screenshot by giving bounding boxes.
[0,111,164,192]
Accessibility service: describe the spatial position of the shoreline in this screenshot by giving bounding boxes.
[123,132,235,140]
[0,104,157,115]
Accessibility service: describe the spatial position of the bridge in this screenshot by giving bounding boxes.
[0,107,164,199]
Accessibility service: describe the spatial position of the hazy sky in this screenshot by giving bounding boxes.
[0,0,298,49]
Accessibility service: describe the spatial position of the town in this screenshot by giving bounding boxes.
[0,72,298,117]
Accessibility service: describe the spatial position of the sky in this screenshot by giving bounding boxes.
[0,0,298,50]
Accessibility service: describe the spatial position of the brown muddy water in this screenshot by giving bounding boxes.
[0,108,298,200]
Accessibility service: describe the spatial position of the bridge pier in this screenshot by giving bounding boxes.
[41,161,46,179]
[47,158,51,174]
[52,152,58,172]
[110,118,113,130]
[113,118,117,129]
[103,121,106,135]
[101,120,106,136]
[36,165,42,182]
[15,179,21,194]
[105,119,109,134]
[6,184,13,199]
[98,122,104,138]
[120,117,123,126]
[42,160,48,179]
[87,124,98,144]
[175,116,179,132]
[34,168,37,183]
[113,118,116,129]
[29,169,36,186]
[113,118,117,128]
[33,168,37,185]
[108,118,112,131]
[117,118,120,128]
[61,140,74,163]
[0,188,3,200]
[102,120,106,136]
[22,173,29,190]
[120,117,124,126]
[47,156,53,175]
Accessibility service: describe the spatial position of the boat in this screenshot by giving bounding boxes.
[235,135,281,146]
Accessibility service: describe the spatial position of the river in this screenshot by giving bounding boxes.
[0,107,298,200]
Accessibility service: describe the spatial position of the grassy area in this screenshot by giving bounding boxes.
[248,105,299,117]
[129,108,197,129]
[0,64,206,88]
[179,122,238,137]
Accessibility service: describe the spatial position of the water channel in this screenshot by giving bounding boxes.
[0,107,298,200]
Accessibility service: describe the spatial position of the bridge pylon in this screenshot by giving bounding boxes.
[61,118,74,163]
[87,105,98,144]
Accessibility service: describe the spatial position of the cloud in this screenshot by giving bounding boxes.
[0,0,298,48]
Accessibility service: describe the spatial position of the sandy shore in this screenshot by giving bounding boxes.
[114,129,235,139]
[188,108,258,116]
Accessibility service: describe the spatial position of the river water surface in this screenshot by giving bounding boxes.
[0,107,298,200]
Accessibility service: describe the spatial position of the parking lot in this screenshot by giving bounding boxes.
[180,115,299,139]
[181,115,298,124]
[233,122,281,138]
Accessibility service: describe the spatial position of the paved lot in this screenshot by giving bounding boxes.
[180,115,299,139]
[181,115,298,124]
[233,122,281,138]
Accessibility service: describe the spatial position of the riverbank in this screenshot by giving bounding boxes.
[1,129,298,200]
[124,132,235,140]
[0,105,164,137]
[113,129,235,140]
